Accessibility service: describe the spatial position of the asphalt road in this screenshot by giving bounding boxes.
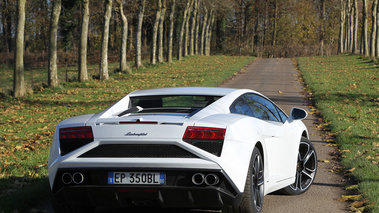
[221,58,348,212]
[33,58,348,213]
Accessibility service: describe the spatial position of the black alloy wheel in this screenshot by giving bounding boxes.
[282,137,317,195]
[224,147,264,213]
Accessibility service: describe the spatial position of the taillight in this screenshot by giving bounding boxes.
[183,126,225,157]
[183,126,225,140]
[59,126,94,156]
[60,126,93,140]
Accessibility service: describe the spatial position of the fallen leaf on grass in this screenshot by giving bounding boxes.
[345,185,359,190]
[350,199,368,213]
[337,194,362,202]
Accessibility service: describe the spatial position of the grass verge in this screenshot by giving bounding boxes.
[0,55,254,212]
[297,54,379,213]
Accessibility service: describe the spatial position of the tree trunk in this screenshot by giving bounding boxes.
[200,5,208,55]
[272,0,278,46]
[167,0,175,63]
[345,0,352,52]
[338,0,345,54]
[158,0,166,63]
[349,0,354,53]
[190,0,198,55]
[184,0,193,57]
[319,0,325,56]
[79,0,90,82]
[99,0,112,80]
[118,0,131,74]
[371,0,378,58]
[151,0,161,65]
[376,2,379,57]
[362,0,369,57]
[205,9,214,56]
[135,0,145,69]
[178,0,191,60]
[48,0,61,88]
[195,0,201,55]
[352,0,358,54]
[129,24,133,52]
[14,0,26,98]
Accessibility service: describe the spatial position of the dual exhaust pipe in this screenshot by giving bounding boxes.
[62,172,84,185]
[62,172,218,186]
[192,173,219,186]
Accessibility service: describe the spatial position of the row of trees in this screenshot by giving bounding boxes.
[338,0,379,59]
[11,0,220,97]
[3,0,353,97]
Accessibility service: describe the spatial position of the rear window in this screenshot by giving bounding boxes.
[124,95,221,115]
[131,95,220,108]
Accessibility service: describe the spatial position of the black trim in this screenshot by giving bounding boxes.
[52,168,241,209]
[79,144,199,158]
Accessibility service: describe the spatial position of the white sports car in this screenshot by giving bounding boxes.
[48,87,317,213]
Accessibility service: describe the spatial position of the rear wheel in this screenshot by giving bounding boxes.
[281,137,317,195]
[224,147,264,213]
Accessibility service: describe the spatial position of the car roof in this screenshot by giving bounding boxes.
[128,87,242,97]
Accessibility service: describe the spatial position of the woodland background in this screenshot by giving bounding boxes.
[0,0,377,97]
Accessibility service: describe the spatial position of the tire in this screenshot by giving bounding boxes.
[281,137,317,195]
[224,147,264,213]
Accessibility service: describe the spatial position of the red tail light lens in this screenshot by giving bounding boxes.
[60,126,94,140]
[183,126,225,140]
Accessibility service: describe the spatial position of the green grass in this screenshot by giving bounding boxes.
[0,55,254,212]
[297,54,379,213]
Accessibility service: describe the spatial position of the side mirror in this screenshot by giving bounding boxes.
[289,107,308,121]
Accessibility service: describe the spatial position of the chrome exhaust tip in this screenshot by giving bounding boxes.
[62,173,73,185]
[205,174,219,186]
[72,172,84,184]
[192,173,205,185]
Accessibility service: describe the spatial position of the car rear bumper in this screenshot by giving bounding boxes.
[51,168,242,209]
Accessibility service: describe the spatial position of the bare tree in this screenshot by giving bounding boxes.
[195,0,201,55]
[319,0,325,55]
[200,4,208,55]
[79,0,90,82]
[151,0,161,65]
[338,0,345,54]
[371,0,378,58]
[135,0,145,68]
[167,0,175,63]
[361,0,368,57]
[376,2,379,57]
[190,0,198,55]
[352,0,358,54]
[272,0,278,46]
[14,0,26,97]
[184,0,194,57]
[117,0,131,74]
[48,0,61,88]
[205,9,214,56]
[178,0,191,60]
[345,0,351,52]
[158,0,166,63]
[99,0,112,80]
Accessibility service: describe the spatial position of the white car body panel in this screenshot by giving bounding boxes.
[48,87,310,209]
